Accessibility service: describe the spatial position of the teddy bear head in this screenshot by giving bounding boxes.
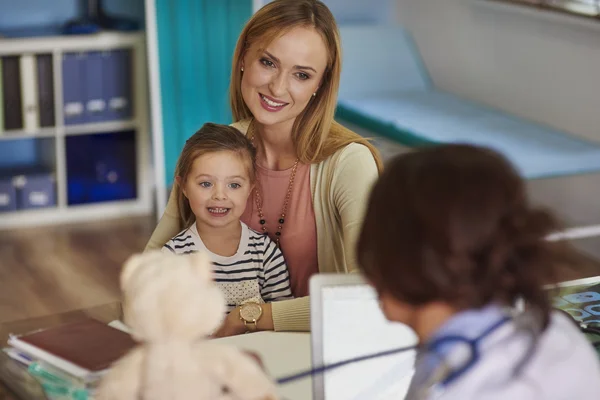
[120,250,225,343]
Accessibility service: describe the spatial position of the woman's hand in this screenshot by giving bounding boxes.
[212,306,247,338]
[212,303,275,338]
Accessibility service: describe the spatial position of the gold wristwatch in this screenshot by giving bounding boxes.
[239,302,263,332]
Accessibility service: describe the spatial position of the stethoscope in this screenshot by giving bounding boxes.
[410,313,538,400]
[275,309,542,399]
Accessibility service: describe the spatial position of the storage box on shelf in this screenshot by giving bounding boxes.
[0,31,151,229]
[14,171,57,210]
[0,167,57,213]
[0,136,57,213]
[0,177,17,212]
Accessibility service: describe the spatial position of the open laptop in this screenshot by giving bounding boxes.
[310,273,418,400]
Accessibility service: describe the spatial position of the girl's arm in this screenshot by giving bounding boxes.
[260,238,293,302]
[145,187,181,251]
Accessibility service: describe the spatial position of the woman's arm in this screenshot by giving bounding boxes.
[144,188,181,251]
[333,143,379,273]
[213,297,310,336]
[271,297,311,331]
[212,302,276,337]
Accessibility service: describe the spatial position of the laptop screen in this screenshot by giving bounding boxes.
[316,282,417,399]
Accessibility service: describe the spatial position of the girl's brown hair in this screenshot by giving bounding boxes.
[175,123,256,229]
[229,0,383,172]
[357,144,561,327]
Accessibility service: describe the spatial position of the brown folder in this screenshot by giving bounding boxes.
[11,318,135,374]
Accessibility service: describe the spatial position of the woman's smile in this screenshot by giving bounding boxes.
[259,93,289,111]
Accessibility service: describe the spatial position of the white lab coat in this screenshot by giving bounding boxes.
[409,311,600,399]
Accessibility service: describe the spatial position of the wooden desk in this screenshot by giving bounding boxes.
[216,332,313,400]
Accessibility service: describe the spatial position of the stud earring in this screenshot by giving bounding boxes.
[241,67,244,72]
[312,92,316,97]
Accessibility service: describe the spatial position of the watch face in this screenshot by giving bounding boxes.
[241,303,262,322]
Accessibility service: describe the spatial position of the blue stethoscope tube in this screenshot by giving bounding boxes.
[276,344,418,385]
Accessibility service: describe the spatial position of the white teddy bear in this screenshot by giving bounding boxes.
[95,250,279,400]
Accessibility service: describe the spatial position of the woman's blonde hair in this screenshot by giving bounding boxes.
[229,0,383,172]
[175,123,257,229]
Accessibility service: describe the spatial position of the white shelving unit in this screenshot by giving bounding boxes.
[0,31,152,229]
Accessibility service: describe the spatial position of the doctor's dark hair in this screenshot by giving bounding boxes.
[174,123,257,229]
[357,144,562,327]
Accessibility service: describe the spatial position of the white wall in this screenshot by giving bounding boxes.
[322,0,394,24]
[394,0,600,142]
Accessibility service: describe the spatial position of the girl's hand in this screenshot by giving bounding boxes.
[244,350,266,370]
[212,306,247,338]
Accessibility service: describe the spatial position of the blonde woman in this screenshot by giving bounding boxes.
[146,0,383,336]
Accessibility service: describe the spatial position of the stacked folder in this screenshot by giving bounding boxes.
[0,53,55,133]
[3,318,136,399]
[0,169,57,212]
[0,48,133,134]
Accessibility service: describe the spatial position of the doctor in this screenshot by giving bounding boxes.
[356,144,600,399]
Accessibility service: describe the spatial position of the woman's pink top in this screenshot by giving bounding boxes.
[240,163,318,297]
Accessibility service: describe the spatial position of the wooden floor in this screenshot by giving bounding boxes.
[0,216,155,325]
[0,215,599,328]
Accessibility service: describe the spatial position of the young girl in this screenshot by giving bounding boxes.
[162,123,293,333]
[357,144,600,399]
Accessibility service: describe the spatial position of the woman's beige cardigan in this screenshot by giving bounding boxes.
[145,120,379,331]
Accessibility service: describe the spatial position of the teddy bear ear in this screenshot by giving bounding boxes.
[120,252,145,291]
[120,251,165,291]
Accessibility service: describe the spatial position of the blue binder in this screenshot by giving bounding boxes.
[84,51,108,123]
[104,49,133,121]
[62,53,87,125]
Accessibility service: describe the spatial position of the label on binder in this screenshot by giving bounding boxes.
[87,99,106,113]
[29,191,49,206]
[65,102,84,116]
[109,97,128,110]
